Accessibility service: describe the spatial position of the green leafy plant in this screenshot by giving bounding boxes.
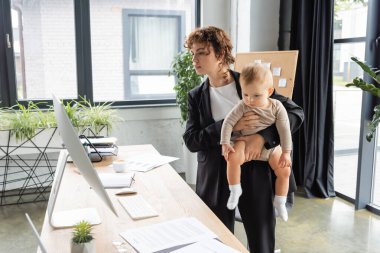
[62,100,81,128]
[0,98,120,141]
[75,97,121,135]
[346,57,380,141]
[171,51,203,124]
[72,220,93,244]
[1,101,55,140]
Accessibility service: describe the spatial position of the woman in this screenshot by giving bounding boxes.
[183,26,304,253]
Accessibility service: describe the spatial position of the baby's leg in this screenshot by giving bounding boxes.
[226,140,245,210]
[227,141,245,185]
[269,147,291,221]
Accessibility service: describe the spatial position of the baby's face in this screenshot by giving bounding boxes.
[241,81,272,108]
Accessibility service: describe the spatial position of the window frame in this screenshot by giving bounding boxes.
[0,0,201,107]
[122,9,185,102]
[333,0,380,215]
[333,4,367,201]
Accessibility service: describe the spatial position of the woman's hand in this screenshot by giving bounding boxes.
[235,134,265,161]
[233,111,261,132]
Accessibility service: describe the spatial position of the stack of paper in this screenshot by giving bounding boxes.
[80,137,117,145]
[123,154,179,172]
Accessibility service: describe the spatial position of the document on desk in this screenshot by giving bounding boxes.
[124,154,179,172]
[170,238,241,253]
[119,217,217,253]
[98,172,135,188]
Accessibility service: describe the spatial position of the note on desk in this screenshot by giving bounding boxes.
[98,172,135,188]
[170,239,241,253]
[124,154,179,172]
[120,217,217,253]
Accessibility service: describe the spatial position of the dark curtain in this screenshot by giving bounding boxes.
[289,0,335,198]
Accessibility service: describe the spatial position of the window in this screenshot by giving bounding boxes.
[0,0,200,106]
[89,1,196,103]
[124,10,183,101]
[11,0,77,100]
[333,0,368,200]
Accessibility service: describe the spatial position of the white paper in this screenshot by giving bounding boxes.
[272,67,281,76]
[171,239,241,253]
[253,59,262,64]
[124,154,179,172]
[278,78,287,88]
[80,137,117,145]
[89,146,117,153]
[261,62,271,69]
[120,217,217,253]
[98,172,135,188]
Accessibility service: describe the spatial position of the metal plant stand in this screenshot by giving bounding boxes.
[0,128,62,205]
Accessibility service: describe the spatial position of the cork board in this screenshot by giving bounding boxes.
[234,50,299,99]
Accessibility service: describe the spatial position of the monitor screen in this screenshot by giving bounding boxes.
[52,95,118,216]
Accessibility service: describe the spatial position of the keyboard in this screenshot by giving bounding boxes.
[118,195,158,220]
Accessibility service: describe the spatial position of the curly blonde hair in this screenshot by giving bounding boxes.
[185,26,235,68]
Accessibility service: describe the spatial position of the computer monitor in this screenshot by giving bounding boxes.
[50,95,118,228]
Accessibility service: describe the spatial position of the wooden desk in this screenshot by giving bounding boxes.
[40,145,248,252]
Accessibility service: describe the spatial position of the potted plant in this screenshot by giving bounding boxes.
[171,50,203,184]
[345,57,380,141]
[172,50,204,124]
[75,98,120,136]
[0,98,120,142]
[0,101,56,142]
[71,220,95,253]
[0,98,120,205]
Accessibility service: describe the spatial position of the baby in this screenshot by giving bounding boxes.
[220,63,292,221]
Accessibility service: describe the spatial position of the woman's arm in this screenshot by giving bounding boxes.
[183,90,223,152]
[259,92,304,149]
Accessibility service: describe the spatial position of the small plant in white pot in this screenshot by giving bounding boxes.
[71,220,95,253]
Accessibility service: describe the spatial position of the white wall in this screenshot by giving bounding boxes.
[250,0,280,51]
[202,0,279,52]
[201,0,231,33]
[112,106,185,172]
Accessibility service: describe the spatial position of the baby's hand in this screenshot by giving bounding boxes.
[279,152,292,168]
[222,144,235,160]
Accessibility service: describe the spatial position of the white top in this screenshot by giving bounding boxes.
[209,81,240,121]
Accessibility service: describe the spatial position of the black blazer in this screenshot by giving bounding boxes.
[183,70,304,207]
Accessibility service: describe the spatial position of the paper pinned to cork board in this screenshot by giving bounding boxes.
[235,51,299,99]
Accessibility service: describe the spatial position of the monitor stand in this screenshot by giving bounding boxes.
[47,150,102,228]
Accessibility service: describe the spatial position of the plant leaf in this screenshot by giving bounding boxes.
[351,57,380,84]
[346,77,380,97]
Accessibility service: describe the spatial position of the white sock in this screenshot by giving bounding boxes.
[227,184,242,210]
[273,195,288,221]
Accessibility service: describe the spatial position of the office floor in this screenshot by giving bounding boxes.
[1,189,380,253]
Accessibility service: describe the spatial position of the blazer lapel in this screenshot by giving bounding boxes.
[201,78,214,124]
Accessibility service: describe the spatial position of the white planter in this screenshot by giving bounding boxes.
[182,143,197,185]
[0,128,61,155]
[71,240,96,253]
